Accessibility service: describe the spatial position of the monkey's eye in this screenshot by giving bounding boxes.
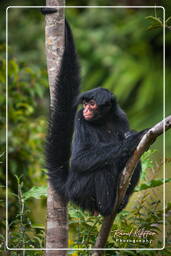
[82,100,97,109]
[89,100,96,107]
[83,100,88,108]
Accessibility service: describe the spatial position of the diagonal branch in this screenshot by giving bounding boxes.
[91,115,171,256]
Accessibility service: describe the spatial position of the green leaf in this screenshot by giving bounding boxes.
[9,59,19,76]
[146,16,163,25]
[31,224,45,229]
[23,186,47,200]
[147,24,162,31]
[166,16,171,24]
[0,152,5,158]
[69,208,86,219]
[135,178,171,192]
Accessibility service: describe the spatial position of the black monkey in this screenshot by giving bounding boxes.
[65,89,144,216]
[44,12,145,216]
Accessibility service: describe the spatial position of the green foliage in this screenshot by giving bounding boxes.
[141,150,157,179]
[0,35,49,251]
[6,177,45,250]
[1,55,48,190]
[66,7,169,130]
[135,150,171,192]
[24,186,47,200]
[135,178,171,192]
[68,204,103,249]
[146,16,163,30]
[67,200,164,253]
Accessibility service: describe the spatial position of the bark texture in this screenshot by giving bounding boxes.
[45,0,68,255]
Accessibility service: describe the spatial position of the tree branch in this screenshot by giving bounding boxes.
[91,115,171,256]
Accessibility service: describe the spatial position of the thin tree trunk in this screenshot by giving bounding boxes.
[44,0,67,255]
[91,116,171,256]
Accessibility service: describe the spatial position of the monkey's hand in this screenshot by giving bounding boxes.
[123,128,149,157]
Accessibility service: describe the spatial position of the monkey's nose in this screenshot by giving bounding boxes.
[84,105,90,113]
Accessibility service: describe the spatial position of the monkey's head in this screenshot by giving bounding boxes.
[77,88,117,122]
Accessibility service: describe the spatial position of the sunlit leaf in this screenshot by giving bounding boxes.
[23,186,47,200]
[135,178,171,192]
[146,16,163,25]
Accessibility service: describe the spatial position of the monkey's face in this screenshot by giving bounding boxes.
[78,88,116,122]
[82,99,112,122]
[83,100,98,121]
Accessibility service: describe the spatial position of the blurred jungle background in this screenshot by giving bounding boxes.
[0,0,171,255]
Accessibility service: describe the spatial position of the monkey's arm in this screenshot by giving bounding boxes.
[71,143,122,172]
[71,130,146,173]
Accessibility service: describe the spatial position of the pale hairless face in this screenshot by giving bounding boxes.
[83,99,98,120]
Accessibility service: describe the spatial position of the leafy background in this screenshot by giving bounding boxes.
[0,0,171,255]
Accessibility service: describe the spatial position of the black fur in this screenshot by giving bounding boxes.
[46,20,144,216]
[41,7,57,15]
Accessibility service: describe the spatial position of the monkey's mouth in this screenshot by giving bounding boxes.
[83,111,94,120]
[84,114,93,120]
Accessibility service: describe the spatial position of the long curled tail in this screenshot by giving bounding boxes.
[46,20,80,198]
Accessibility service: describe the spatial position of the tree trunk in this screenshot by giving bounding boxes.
[44,0,68,255]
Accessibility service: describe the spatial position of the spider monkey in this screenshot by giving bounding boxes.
[42,9,146,216]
